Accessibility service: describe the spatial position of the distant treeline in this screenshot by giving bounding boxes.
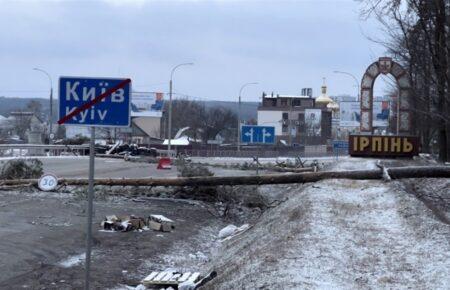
[0,96,258,122]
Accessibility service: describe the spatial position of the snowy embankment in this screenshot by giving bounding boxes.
[205,159,450,289]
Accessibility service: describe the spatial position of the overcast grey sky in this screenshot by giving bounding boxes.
[0,0,388,102]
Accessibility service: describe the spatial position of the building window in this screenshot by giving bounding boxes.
[292,99,301,106]
[301,99,313,107]
[282,112,288,120]
[281,99,288,107]
[298,113,305,132]
[263,99,277,107]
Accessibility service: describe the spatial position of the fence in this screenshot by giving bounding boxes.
[181,146,346,158]
[0,144,89,157]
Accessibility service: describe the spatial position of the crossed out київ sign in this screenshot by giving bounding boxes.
[58,77,131,127]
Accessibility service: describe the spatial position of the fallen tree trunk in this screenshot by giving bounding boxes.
[269,167,314,173]
[0,166,448,187]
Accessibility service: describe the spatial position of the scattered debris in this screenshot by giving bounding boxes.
[96,143,158,157]
[218,224,250,240]
[148,214,175,232]
[100,214,176,233]
[57,253,86,268]
[142,271,200,288]
[218,224,238,239]
[157,157,172,170]
[188,251,209,262]
[100,215,146,232]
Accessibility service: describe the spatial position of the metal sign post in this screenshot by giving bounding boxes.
[58,77,131,289]
[85,126,95,290]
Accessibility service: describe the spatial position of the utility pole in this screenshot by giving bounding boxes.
[168,62,193,154]
[237,82,258,152]
[333,70,360,101]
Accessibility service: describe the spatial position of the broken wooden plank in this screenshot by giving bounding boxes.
[143,271,159,282]
[160,272,174,282]
[178,272,191,282]
[153,271,168,282]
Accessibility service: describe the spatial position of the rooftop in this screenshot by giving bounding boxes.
[264,94,311,99]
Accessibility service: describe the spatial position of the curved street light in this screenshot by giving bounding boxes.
[333,70,360,101]
[168,62,194,153]
[33,67,53,143]
[237,82,258,152]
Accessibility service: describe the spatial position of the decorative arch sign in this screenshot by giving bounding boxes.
[350,57,419,157]
[360,57,411,133]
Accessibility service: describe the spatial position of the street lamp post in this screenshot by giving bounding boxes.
[237,82,258,152]
[333,70,360,101]
[168,62,194,154]
[33,68,53,143]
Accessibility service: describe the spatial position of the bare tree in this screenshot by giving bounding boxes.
[166,99,237,144]
[361,0,449,161]
[26,100,42,116]
[8,112,32,141]
[199,106,237,143]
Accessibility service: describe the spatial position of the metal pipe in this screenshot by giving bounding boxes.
[85,127,95,290]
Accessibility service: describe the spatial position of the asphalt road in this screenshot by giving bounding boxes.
[38,156,256,179]
[38,157,178,178]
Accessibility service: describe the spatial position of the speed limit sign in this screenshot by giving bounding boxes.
[38,174,58,191]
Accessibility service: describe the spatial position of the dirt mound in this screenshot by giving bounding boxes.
[203,160,450,289]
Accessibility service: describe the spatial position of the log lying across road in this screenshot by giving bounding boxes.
[269,167,314,173]
[0,166,448,187]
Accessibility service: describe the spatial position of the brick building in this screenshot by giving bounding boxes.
[257,83,334,146]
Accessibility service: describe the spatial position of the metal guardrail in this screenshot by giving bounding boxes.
[180,149,342,158]
[0,144,89,149]
[0,144,89,157]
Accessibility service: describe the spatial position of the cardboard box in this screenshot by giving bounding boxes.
[148,214,175,232]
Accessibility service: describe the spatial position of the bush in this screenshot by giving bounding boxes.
[177,163,214,177]
[0,158,43,179]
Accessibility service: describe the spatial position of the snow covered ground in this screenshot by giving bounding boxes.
[205,158,450,289]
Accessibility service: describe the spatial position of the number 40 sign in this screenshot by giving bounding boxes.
[38,174,58,191]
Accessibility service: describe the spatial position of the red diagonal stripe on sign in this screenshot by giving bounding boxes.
[58,78,131,125]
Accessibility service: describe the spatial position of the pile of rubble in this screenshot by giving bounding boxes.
[100,214,175,232]
[96,143,158,157]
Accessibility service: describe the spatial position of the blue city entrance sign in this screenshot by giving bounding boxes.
[241,125,275,144]
[58,77,131,127]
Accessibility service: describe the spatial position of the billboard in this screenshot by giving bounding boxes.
[305,109,321,136]
[131,92,164,117]
[340,101,389,127]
